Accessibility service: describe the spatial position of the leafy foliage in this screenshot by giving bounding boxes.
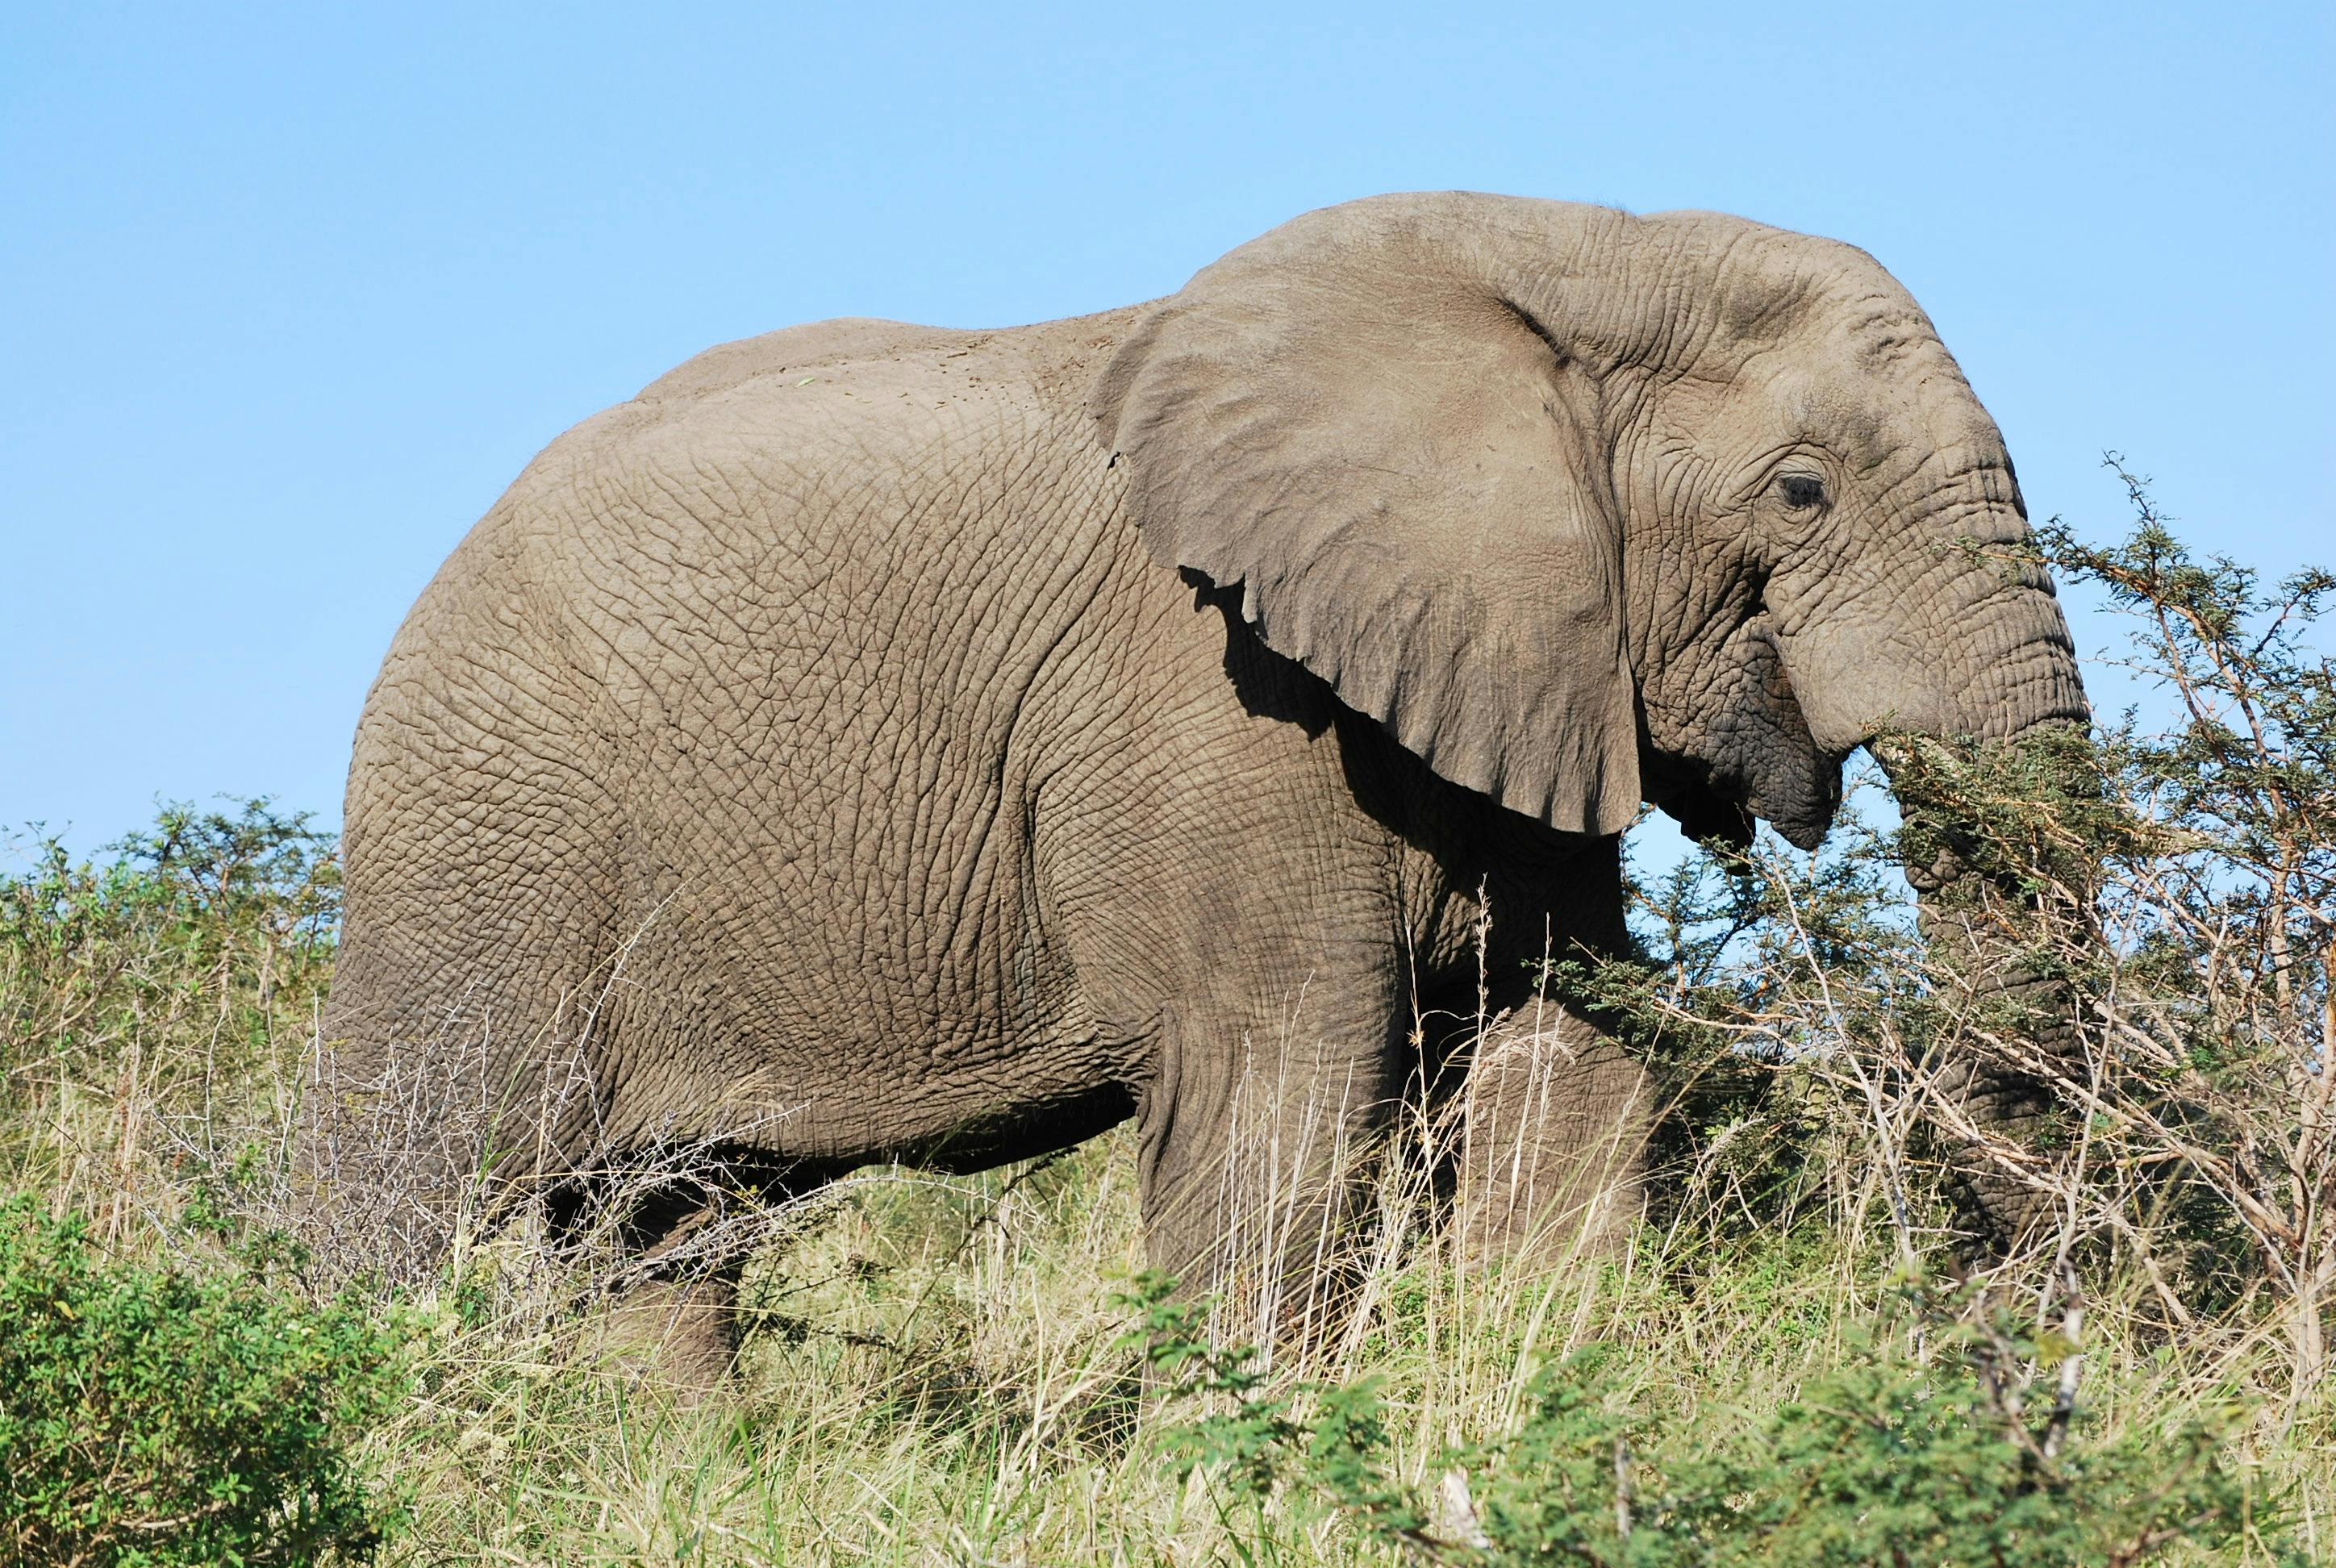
[0,1196,418,1566]
[1131,1271,2292,1566]
[1,798,336,1093]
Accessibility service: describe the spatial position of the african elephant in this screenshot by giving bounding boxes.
[307,193,2087,1367]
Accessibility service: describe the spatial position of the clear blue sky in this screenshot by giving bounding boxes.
[4,2,2330,854]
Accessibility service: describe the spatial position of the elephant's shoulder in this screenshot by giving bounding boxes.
[634,319,987,405]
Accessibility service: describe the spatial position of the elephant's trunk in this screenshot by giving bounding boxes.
[1766,491,2091,1249]
[1879,616,2096,1253]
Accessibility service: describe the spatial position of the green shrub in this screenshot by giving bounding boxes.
[1128,1271,2296,1566]
[0,1196,417,1566]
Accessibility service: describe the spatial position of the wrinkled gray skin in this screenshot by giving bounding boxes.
[314,194,2086,1367]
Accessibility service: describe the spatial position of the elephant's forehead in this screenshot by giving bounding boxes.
[1702,269,1989,454]
[1681,224,1931,354]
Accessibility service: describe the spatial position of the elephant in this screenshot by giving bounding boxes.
[306,192,2088,1372]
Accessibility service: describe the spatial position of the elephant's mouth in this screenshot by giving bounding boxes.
[1645,612,1845,853]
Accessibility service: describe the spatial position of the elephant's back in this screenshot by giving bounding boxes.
[546,338,1112,841]
[528,332,1109,684]
[633,317,989,405]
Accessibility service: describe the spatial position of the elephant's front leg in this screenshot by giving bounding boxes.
[1135,984,1407,1349]
[1445,834,1651,1261]
[1453,1000,1650,1261]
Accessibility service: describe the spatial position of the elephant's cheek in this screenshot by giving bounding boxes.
[1669,616,1842,851]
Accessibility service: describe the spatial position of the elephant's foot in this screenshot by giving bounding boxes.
[582,1275,742,1403]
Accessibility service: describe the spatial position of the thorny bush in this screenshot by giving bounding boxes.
[1611,462,2332,1391]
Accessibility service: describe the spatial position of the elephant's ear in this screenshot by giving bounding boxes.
[1093,218,1641,836]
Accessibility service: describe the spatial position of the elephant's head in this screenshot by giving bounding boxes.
[1095,194,2089,1237]
[1094,191,2084,848]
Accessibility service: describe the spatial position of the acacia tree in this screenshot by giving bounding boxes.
[1629,461,2333,1403]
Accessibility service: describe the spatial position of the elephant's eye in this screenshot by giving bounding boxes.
[1778,473,1826,511]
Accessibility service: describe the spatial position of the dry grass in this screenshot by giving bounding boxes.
[2,787,2328,1562]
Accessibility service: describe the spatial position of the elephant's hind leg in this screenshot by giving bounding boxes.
[306,673,625,1286]
[574,1189,749,1399]
[563,1152,831,1399]
[303,890,623,1287]
[590,1274,745,1401]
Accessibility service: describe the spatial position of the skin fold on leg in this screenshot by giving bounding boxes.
[1134,993,1408,1352]
[1451,1000,1650,1263]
